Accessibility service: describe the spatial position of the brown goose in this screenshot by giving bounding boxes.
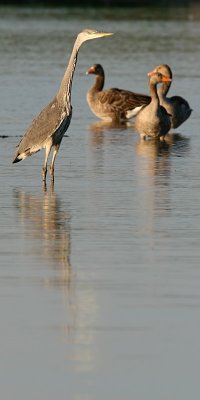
[86,64,151,122]
[135,72,172,140]
[148,64,192,129]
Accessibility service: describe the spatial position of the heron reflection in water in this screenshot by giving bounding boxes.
[13,188,101,365]
[13,187,71,286]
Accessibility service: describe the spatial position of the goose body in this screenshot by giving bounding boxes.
[86,64,151,122]
[148,64,192,129]
[135,72,172,139]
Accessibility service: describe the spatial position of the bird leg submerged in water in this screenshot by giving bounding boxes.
[12,29,113,183]
[42,140,55,182]
[49,144,60,181]
[42,141,60,182]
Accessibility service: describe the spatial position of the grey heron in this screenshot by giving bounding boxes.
[13,29,113,182]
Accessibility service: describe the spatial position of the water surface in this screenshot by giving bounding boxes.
[0,7,200,400]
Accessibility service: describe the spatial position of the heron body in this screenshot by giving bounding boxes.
[13,29,113,182]
[148,64,192,129]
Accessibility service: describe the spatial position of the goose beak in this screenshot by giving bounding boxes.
[147,68,157,76]
[161,75,172,82]
[86,66,95,75]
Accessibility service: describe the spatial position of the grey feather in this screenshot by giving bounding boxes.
[12,29,113,181]
[13,97,71,161]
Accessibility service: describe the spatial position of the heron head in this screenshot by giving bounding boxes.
[77,29,113,45]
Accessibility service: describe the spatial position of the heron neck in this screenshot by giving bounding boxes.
[57,37,80,107]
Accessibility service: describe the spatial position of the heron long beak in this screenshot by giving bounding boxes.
[94,31,113,38]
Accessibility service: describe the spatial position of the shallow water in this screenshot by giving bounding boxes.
[0,7,200,400]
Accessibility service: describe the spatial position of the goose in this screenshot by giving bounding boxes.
[86,63,150,122]
[148,64,192,128]
[135,72,172,140]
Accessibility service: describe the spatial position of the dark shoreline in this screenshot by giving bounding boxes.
[0,0,199,6]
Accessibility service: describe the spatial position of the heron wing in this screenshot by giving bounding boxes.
[16,97,66,154]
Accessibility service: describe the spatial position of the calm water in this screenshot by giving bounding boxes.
[0,6,200,400]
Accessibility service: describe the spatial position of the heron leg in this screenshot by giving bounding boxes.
[50,144,60,181]
[43,142,52,182]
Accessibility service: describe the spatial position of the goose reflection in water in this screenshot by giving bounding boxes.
[89,119,131,135]
[135,133,190,216]
[88,119,134,148]
[13,187,71,286]
[135,133,190,166]
[87,120,134,174]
